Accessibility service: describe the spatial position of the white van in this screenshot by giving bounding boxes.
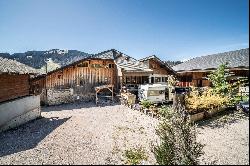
[138,84,174,103]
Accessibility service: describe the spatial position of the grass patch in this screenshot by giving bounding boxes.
[123,147,148,165]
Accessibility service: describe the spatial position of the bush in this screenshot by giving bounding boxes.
[140,99,152,109]
[185,88,230,114]
[152,104,204,165]
[123,147,148,165]
[158,105,172,117]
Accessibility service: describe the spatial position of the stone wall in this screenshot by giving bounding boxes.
[0,95,41,132]
[46,88,74,105]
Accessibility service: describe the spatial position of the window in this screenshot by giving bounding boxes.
[77,62,88,67]
[91,64,102,68]
[58,75,62,79]
[109,64,115,68]
[131,76,136,83]
[126,77,131,83]
[165,77,168,82]
[148,90,160,96]
[162,77,165,82]
[142,76,149,84]
[155,77,161,83]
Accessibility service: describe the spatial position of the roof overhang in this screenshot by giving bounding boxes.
[175,66,249,73]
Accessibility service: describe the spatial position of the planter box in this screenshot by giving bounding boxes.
[189,112,204,122]
[189,106,227,122]
[207,106,227,116]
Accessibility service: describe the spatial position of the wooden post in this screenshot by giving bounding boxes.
[96,89,98,105]
[112,86,114,102]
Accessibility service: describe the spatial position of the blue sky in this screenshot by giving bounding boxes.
[0,0,248,61]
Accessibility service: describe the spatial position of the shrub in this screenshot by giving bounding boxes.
[152,104,204,165]
[140,99,152,109]
[185,88,230,114]
[123,147,148,165]
[158,105,172,117]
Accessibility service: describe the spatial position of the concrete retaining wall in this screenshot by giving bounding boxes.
[0,95,41,132]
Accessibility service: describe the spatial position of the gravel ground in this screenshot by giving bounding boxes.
[0,102,159,165]
[0,102,249,165]
[197,112,249,165]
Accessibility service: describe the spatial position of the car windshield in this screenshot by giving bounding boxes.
[148,90,160,96]
[175,88,186,93]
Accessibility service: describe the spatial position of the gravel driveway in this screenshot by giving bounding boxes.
[0,102,249,165]
[0,102,158,165]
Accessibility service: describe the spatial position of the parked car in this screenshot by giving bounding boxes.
[174,87,191,94]
[236,100,249,113]
[126,84,138,95]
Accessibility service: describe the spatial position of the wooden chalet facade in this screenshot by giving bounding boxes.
[32,58,117,90]
[31,53,119,104]
[139,55,176,84]
[173,48,249,87]
[0,57,39,103]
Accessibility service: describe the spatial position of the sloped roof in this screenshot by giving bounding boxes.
[173,48,249,72]
[93,49,151,72]
[0,57,40,74]
[139,55,176,74]
[42,49,175,75]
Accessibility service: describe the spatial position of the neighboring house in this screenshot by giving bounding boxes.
[31,49,119,105]
[0,57,41,132]
[173,48,249,87]
[31,49,176,105]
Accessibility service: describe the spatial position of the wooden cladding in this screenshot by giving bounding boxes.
[149,59,172,75]
[33,59,118,90]
[0,74,30,103]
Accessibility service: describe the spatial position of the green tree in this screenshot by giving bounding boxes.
[207,63,231,95]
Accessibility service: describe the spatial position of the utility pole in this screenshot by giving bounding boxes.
[45,58,49,105]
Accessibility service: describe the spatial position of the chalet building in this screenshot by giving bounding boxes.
[0,57,41,132]
[139,55,176,84]
[31,49,176,105]
[173,48,249,87]
[117,55,176,86]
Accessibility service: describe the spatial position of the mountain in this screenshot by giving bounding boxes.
[0,49,183,73]
[0,49,91,71]
[164,60,183,67]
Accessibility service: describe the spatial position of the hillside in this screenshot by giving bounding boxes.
[0,49,182,72]
[0,49,90,71]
